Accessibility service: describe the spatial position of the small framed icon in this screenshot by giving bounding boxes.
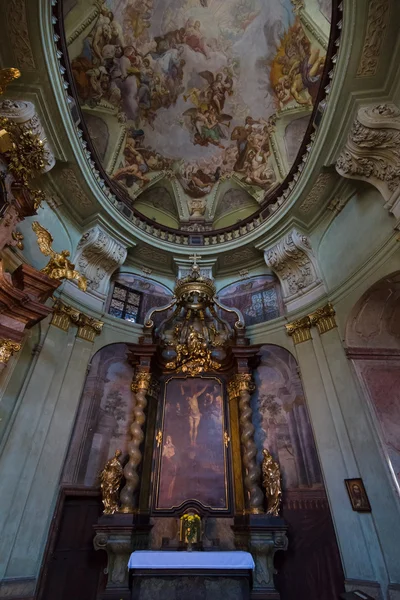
[344,478,371,512]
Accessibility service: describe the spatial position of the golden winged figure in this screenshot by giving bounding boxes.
[32,221,87,291]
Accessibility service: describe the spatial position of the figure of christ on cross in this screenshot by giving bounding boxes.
[182,383,207,446]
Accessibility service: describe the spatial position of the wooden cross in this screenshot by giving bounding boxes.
[189,253,202,268]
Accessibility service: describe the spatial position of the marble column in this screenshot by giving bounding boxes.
[0,300,103,595]
[285,308,390,599]
[229,374,264,514]
[120,371,152,513]
[309,305,400,599]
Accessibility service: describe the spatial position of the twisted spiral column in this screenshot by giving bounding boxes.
[119,372,151,513]
[230,374,264,514]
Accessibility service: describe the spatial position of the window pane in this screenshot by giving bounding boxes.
[128,291,141,306]
[112,285,127,301]
[110,298,124,311]
[109,306,123,319]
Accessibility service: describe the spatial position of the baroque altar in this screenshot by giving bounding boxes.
[93,258,288,600]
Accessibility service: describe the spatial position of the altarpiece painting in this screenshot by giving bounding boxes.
[154,376,229,512]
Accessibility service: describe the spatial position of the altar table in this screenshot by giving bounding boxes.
[128,551,254,600]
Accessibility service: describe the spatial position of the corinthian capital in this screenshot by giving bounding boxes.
[336,103,400,218]
[74,226,127,295]
[264,229,325,310]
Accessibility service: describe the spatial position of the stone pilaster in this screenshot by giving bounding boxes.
[229,374,264,514]
[284,303,389,595]
[120,372,152,513]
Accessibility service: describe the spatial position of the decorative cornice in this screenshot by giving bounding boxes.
[0,338,21,364]
[309,302,337,334]
[264,229,324,306]
[356,0,389,78]
[286,316,312,345]
[336,103,400,218]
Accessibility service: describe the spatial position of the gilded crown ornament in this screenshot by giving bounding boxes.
[144,255,245,376]
[32,221,87,291]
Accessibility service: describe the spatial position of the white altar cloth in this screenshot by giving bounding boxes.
[128,550,255,570]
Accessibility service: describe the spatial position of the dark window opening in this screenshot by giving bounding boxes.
[108,282,142,323]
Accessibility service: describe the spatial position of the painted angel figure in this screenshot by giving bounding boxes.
[31,222,87,291]
[262,448,282,516]
[199,70,234,114]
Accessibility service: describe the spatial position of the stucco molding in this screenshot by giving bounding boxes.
[74,225,127,295]
[336,103,400,218]
[264,228,326,310]
[356,0,390,78]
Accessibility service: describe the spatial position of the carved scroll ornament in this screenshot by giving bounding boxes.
[264,229,324,304]
[336,104,400,217]
[74,226,127,295]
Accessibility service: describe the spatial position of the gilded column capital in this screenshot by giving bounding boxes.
[0,338,21,364]
[285,316,312,345]
[51,299,80,332]
[76,314,104,343]
[228,373,255,399]
[309,302,337,334]
[131,371,152,393]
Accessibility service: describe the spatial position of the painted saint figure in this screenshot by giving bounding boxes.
[183,383,207,446]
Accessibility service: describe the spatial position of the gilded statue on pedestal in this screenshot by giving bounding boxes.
[99,450,124,515]
[262,448,282,516]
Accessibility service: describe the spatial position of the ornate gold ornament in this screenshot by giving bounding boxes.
[145,256,244,376]
[285,316,312,345]
[51,299,81,332]
[0,338,21,364]
[99,450,124,515]
[180,512,201,550]
[309,302,336,334]
[76,314,104,342]
[0,68,21,96]
[0,123,47,209]
[11,230,24,250]
[32,222,87,291]
[156,430,163,447]
[132,371,152,392]
[224,431,230,448]
[262,448,282,517]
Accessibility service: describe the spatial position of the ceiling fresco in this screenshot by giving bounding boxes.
[63,0,332,230]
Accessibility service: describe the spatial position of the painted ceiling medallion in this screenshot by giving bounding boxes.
[62,0,333,231]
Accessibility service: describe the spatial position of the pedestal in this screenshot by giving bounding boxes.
[93,513,152,600]
[233,514,288,599]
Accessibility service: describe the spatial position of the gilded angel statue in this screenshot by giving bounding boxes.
[32,222,87,291]
[99,450,124,515]
[0,68,21,96]
[262,448,282,517]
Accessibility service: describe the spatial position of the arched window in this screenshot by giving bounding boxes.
[218,275,284,326]
[106,273,173,325]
